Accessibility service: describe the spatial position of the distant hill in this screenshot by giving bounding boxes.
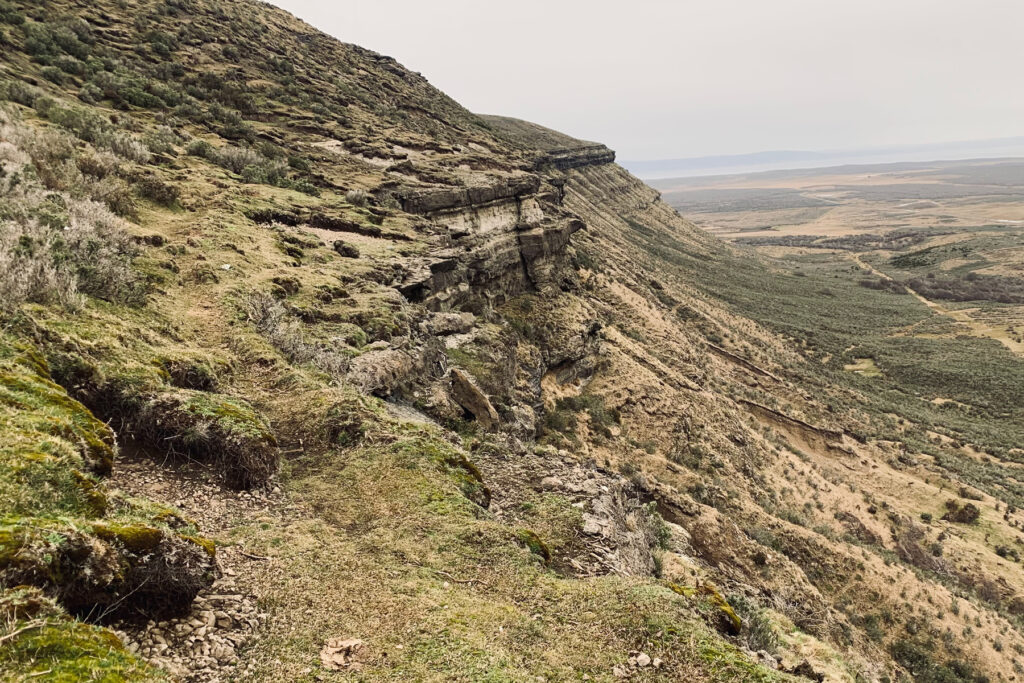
[624,136,1024,179]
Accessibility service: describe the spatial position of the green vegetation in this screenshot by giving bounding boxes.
[891,635,989,683]
[1,0,1020,679]
[0,106,147,309]
[651,242,1024,501]
[1,600,160,681]
[249,417,791,681]
[0,334,213,671]
[544,393,621,439]
[907,272,1024,304]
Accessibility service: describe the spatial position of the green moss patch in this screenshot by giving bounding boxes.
[387,435,491,509]
[0,342,116,476]
[91,522,163,553]
[0,336,216,618]
[154,349,230,390]
[0,612,158,681]
[515,528,552,565]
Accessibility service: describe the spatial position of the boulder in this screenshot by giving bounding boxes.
[450,368,499,431]
[332,240,360,258]
[420,311,475,336]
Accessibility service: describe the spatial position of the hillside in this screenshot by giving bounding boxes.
[1,1,1022,681]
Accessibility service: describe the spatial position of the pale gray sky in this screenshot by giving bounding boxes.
[268,0,1024,160]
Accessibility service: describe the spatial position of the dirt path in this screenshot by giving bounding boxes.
[849,253,1024,356]
[105,449,294,682]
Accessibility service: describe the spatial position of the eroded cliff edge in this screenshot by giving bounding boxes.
[1,1,1019,680]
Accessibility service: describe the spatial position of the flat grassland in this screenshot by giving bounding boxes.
[655,157,1024,506]
[655,159,1024,241]
[657,159,1024,358]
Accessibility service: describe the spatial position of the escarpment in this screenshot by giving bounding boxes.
[3,0,1022,680]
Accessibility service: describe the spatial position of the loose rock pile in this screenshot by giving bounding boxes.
[112,575,267,681]
[107,451,284,681]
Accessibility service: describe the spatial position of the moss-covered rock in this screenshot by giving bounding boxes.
[91,522,164,553]
[41,341,276,488]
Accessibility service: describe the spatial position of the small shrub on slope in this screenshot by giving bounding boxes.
[0,106,145,310]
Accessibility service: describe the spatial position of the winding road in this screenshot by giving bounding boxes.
[849,253,1024,356]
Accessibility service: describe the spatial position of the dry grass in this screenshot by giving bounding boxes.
[0,106,144,311]
[243,291,352,380]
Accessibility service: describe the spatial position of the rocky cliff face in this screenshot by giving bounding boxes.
[394,172,585,311]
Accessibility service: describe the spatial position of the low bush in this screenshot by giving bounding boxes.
[345,188,368,206]
[907,273,1024,304]
[135,175,179,206]
[32,97,151,163]
[891,636,988,683]
[0,106,146,309]
[244,291,352,380]
[942,500,981,524]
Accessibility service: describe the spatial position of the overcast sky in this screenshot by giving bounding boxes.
[268,0,1024,161]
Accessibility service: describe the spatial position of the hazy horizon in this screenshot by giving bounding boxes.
[621,136,1024,179]
[268,0,1024,162]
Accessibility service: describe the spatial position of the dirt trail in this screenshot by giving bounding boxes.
[849,253,1024,356]
[105,449,294,682]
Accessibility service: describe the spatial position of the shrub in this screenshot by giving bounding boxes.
[908,273,1024,304]
[186,138,213,157]
[75,150,120,179]
[97,129,151,163]
[292,178,320,196]
[32,96,151,163]
[41,66,65,85]
[211,145,260,173]
[135,176,179,206]
[345,188,368,206]
[942,500,981,524]
[54,55,85,76]
[891,637,989,683]
[142,125,179,156]
[0,79,41,106]
[0,108,145,309]
[0,4,25,25]
[240,160,285,184]
[554,394,620,436]
[77,82,103,104]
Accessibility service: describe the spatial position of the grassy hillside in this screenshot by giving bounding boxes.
[1,1,1022,682]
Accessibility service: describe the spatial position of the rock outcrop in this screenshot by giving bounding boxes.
[534,144,616,171]
[395,173,587,311]
[449,368,500,430]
